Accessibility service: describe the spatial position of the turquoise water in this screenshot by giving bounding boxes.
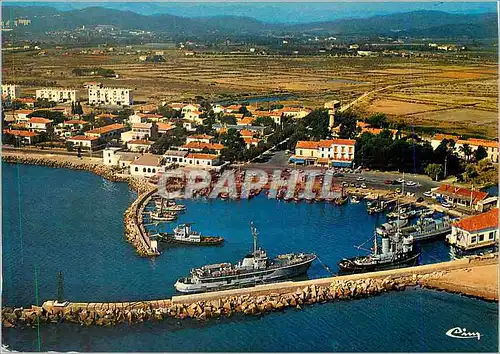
[2,163,497,352]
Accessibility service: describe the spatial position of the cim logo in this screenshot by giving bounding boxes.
[446,327,481,341]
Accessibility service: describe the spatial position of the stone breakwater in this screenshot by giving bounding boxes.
[1,274,423,328]
[2,155,128,183]
[123,185,159,257]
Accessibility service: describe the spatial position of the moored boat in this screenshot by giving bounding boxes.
[174,223,316,293]
[162,223,224,245]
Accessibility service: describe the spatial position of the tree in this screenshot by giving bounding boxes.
[220,115,237,125]
[425,163,443,181]
[220,128,245,162]
[303,108,330,139]
[28,110,65,124]
[334,109,359,139]
[474,145,488,162]
[253,116,275,127]
[459,144,473,162]
[366,113,389,128]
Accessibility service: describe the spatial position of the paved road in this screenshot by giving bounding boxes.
[2,146,103,158]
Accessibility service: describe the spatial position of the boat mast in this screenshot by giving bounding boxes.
[251,222,258,255]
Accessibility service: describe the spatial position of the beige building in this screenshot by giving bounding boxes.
[1,84,21,99]
[67,135,99,150]
[87,83,133,106]
[291,139,356,167]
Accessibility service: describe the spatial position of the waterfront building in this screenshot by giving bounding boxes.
[120,122,158,143]
[27,117,53,132]
[185,153,220,167]
[87,83,133,106]
[67,135,99,150]
[431,184,489,211]
[127,140,153,152]
[186,134,213,144]
[1,84,21,99]
[130,154,164,178]
[3,129,40,144]
[179,142,224,155]
[290,139,356,167]
[429,134,499,163]
[446,208,498,251]
[163,150,189,165]
[85,123,126,141]
[35,88,78,103]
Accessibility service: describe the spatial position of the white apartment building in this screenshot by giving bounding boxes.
[1,84,21,99]
[36,88,78,103]
[430,134,499,163]
[87,83,133,106]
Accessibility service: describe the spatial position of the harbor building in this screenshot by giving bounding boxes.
[163,150,188,165]
[431,184,489,212]
[27,117,53,132]
[1,84,21,99]
[35,88,78,103]
[3,129,40,145]
[130,155,164,178]
[179,142,225,155]
[85,123,126,141]
[446,208,498,251]
[127,140,153,152]
[67,135,100,150]
[185,153,220,167]
[290,139,356,167]
[87,83,133,106]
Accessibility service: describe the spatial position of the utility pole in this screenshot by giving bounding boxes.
[444,154,448,179]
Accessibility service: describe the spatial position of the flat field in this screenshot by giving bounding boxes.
[3,48,498,137]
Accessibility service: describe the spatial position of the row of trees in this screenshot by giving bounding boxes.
[72,67,116,77]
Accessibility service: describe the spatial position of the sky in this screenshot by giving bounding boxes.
[3,1,498,23]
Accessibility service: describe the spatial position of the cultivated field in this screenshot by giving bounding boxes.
[3,47,498,137]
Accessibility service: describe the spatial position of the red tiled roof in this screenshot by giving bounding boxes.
[188,134,213,140]
[454,208,498,232]
[16,109,35,114]
[318,139,356,147]
[186,153,219,160]
[86,123,125,135]
[3,129,38,137]
[239,129,255,137]
[157,122,175,131]
[64,120,89,125]
[68,135,99,141]
[433,134,459,141]
[460,138,498,149]
[182,142,224,150]
[296,141,319,149]
[28,117,53,124]
[436,184,489,204]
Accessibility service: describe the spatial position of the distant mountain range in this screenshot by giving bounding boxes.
[2,5,497,40]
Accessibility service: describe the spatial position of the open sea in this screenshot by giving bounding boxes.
[2,162,498,352]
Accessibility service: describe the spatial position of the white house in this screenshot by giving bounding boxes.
[27,117,53,132]
[186,134,213,144]
[163,150,189,165]
[429,134,499,163]
[446,208,498,251]
[184,110,204,124]
[181,104,201,116]
[127,140,153,152]
[121,122,158,143]
[63,119,89,130]
[85,123,126,141]
[185,153,219,167]
[157,122,176,136]
[1,84,21,99]
[67,135,99,150]
[180,142,225,155]
[130,155,164,178]
[14,110,35,123]
[36,88,77,103]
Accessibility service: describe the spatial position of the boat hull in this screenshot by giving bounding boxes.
[161,234,224,246]
[175,256,316,294]
[338,252,420,274]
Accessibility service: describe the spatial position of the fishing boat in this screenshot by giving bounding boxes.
[376,219,409,236]
[338,231,419,273]
[174,223,316,293]
[155,199,186,212]
[150,211,177,222]
[334,195,349,206]
[350,195,361,204]
[405,216,452,242]
[161,223,224,245]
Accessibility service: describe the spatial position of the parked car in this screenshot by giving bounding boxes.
[361,183,367,189]
[342,182,349,187]
[395,188,401,193]
[423,191,433,197]
[384,179,393,185]
[441,202,452,208]
[357,176,365,181]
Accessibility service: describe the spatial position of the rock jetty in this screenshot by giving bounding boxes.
[0,273,436,328]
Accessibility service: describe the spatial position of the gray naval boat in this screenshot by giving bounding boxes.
[174,223,317,293]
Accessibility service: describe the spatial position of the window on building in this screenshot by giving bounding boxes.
[109,160,111,164]
[152,169,156,173]
[135,167,138,172]
[143,168,146,172]
[479,234,484,242]
[148,168,151,173]
[489,231,495,240]
[471,236,477,243]
[196,161,199,165]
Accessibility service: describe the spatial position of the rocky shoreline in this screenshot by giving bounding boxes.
[2,274,425,328]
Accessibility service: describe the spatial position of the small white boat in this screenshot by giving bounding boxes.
[423,191,433,197]
[150,211,177,221]
[351,196,361,203]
